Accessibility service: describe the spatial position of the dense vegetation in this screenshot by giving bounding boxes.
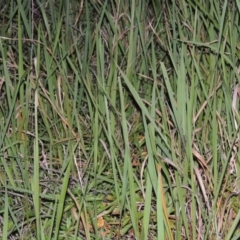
[1,0,240,239]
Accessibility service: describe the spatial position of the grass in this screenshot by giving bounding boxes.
[0,0,240,239]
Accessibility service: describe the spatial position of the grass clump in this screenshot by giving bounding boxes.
[1,0,240,239]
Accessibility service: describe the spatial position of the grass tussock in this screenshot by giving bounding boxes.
[0,0,240,239]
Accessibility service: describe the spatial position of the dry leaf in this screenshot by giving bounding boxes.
[97,216,105,229]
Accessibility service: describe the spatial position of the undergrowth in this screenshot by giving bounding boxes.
[1,0,240,239]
